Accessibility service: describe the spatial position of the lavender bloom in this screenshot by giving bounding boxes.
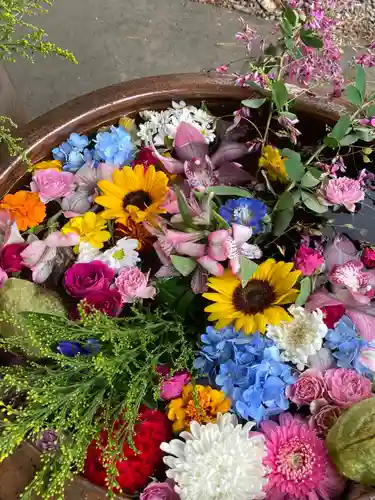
[35,430,59,453]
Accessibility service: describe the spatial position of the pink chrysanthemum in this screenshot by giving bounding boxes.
[261,413,345,500]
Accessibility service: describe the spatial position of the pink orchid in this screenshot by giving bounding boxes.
[151,122,252,190]
[21,231,79,283]
[308,234,375,341]
[198,224,262,276]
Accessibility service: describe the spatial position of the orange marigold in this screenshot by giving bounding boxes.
[0,191,46,231]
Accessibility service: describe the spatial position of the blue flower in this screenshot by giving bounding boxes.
[94,125,137,165]
[324,315,373,377]
[52,133,92,172]
[57,338,100,357]
[219,197,267,233]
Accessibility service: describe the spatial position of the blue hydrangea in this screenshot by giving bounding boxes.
[52,133,92,172]
[94,125,137,165]
[324,315,373,377]
[219,197,267,233]
[195,328,296,423]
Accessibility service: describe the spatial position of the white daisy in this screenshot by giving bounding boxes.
[266,305,328,370]
[160,413,268,500]
[99,237,140,271]
[76,242,101,263]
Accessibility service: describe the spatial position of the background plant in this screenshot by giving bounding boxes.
[0,0,76,157]
[0,306,194,499]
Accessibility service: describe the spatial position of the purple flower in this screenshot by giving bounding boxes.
[57,338,100,357]
[35,430,59,453]
[64,261,115,298]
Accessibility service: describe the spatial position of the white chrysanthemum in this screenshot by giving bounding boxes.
[138,102,215,146]
[266,305,328,370]
[77,242,101,263]
[160,413,268,500]
[99,237,140,271]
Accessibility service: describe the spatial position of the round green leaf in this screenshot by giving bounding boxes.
[301,191,328,213]
[300,171,321,188]
[277,191,295,210]
[273,208,294,236]
[241,98,267,109]
[170,255,197,276]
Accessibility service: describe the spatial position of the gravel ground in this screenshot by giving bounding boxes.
[192,0,373,43]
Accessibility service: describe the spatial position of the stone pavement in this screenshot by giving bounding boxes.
[6,0,270,121]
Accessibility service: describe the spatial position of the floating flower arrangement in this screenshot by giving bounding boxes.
[1,2,375,499]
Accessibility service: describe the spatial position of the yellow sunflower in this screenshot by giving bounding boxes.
[259,145,288,183]
[96,164,169,227]
[203,259,301,334]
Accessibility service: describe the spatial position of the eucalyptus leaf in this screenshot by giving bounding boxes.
[344,85,362,107]
[330,114,351,141]
[295,277,311,306]
[241,98,267,109]
[239,256,258,287]
[356,64,366,99]
[339,133,359,146]
[272,81,289,111]
[205,186,253,198]
[170,255,197,276]
[273,208,294,236]
[300,171,321,188]
[326,397,375,485]
[277,191,295,210]
[301,191,328,213]
[308,167,323,180]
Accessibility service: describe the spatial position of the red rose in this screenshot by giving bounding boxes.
[84,406,172,495]
[362,247,375,269]
[132,147,160,168]
[64,261,115,298]
[320,304,345,329]
[83,290,122,317]
[0,243,27,273]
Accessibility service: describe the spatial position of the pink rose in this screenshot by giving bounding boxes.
[115,267,156,303]
[160,370,190,400]
[308,399,344,436]
[318,176,365,212]
[140,481,180,500]
[31,168,75,203]
[64,261,115,298]
[294,245,324,276]
[286,369,327,406]
[324,368,373,408]
[361,247,375,269]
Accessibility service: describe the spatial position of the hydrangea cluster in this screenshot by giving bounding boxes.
[52,133,92,172]
[196,327,297,423]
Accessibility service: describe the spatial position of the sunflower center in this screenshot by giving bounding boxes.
[233,279,276,315]
[123,190,152,210]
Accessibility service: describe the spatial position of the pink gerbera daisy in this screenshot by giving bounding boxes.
[261,413,345,499]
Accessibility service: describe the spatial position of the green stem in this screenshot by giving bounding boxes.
[305,143,326,166]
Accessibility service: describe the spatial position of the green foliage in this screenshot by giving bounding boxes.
[271,81,289,112]
[280,148,305,182]
[0,307,194,499]
[273,208,294,236]
[0,116,25,158]
[299,28,323,49]
[295,277,311,306]
[0,0,77,63]
[241,98,266,109]
[238,256,258,287]
[170,255,197,276]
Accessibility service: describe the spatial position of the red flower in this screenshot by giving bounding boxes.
[0,243,27,273]
[132,147,160,168]
[320,304,345,329]
[84,406,172,495]
[362,247,375,269]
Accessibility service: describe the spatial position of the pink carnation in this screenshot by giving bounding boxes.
[361,247,375,269]
[318,176,365,212]
[159,370,190,400]
[31,168,75,204]
[294,245,324,276]
[261,412,345,500]
[286,369,326,406]
[115,267,156,303]
[324,368,373,408]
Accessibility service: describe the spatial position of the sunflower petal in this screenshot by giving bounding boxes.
[274,289,299,305]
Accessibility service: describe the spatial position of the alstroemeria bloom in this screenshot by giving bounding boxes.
[308,234,375,342]
[0,210,24,248]
[21,231,79,283]
[198,224,262,276]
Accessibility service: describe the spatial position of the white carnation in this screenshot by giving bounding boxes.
[161,413,268,500]
[266,305,328,370]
